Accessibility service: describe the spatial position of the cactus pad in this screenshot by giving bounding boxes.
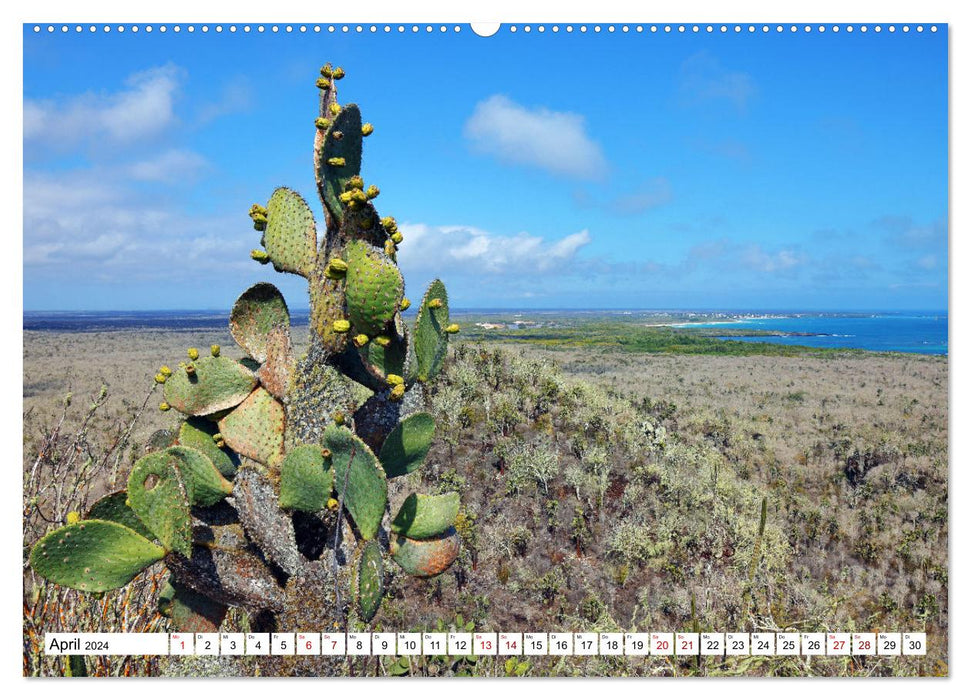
[229,282,291,363]
[163,356,258,417]
[317,104,363,223]
[261,187,318,278]
[360,327,408,382]
[391,492,460,539]
[127,453,193,556]
[344,240,404,337]
[279,445,334,512]
[356,541,384,623]
[29,520,165,592]
[257,325,295,400]
[378,412,436,478]
[177,418,239,478]
[390,528,460,578]
[145,428,177,452]
[217,388,286,467]
[412,279,450,381]
[164,446,234,506]
[324,424,387,540]
[86,490,154,540]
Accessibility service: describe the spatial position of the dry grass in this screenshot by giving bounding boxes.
[21,328,948,677]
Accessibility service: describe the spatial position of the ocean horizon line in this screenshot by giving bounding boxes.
[23,308,949,316]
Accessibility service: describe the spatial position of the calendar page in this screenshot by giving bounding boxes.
[20,7,949,679]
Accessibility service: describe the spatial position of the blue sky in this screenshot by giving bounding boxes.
[23,25,947,311]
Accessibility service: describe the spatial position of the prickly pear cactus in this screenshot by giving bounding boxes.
[28,64,462,660]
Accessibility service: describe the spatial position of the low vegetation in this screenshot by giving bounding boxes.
[22,327,947,676]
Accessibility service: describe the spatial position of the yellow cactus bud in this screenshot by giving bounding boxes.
[159,402,171,412]
[339,191,353,204]
[384,239,397,256]
[332,130,344,141]
[366,185,380,199]
[374,335,391,347]
[215,440,226,449]
[329,102,341,116]
[353,334,369,348]
[66,511,81,525]
[429,298,443,309]
[187,348,199,361]
[445,324,460,334]
[315,77,331,90]
[315,117,330,129]
[333,320,351,333]
[160,365,172,377]
[325,258,348,279]
[154,373,167,385]
[386,374,404,386]
[210,344,221,357]
[362,123,374,136]
[352,189,368,203]
[390,231,403,244]
[320,63,333,78]
[251,249,271,264]
[251,213,267,231]
[399,298,411,311]
[334,411,345,425]
[347,175,364,190]
[389,383,406,402]
[327,498,340,511]
[185,363,196,375]
[327,156,345,167]
[333,66,345,80]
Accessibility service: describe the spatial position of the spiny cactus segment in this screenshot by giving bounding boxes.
[412,279,453,382]
[356,541,384,622]
[126,455,192,557]
[279,444,333,512]
[29,520,165,592]
[391,491,461,539]
[326,425,387,541]
[86,490,156,539]
[217,387,286,467]
[378,412,436,478]
[178,418,239,478]
[390,528,461,578]
[28,63,462,637]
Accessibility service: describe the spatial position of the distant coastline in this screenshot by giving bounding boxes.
[22,309,947,355]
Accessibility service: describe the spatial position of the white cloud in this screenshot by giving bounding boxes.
[464,95,608,179]
[24,64,182,149]
[681,239,807,277]
[126,149,208,183]
[396,223,592,277]
[679,52,756,113]
[23,169,251,283]
[740,244,807,274]
[609,178,673,215]
[873,215,947,249]
[197,77,254,124]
